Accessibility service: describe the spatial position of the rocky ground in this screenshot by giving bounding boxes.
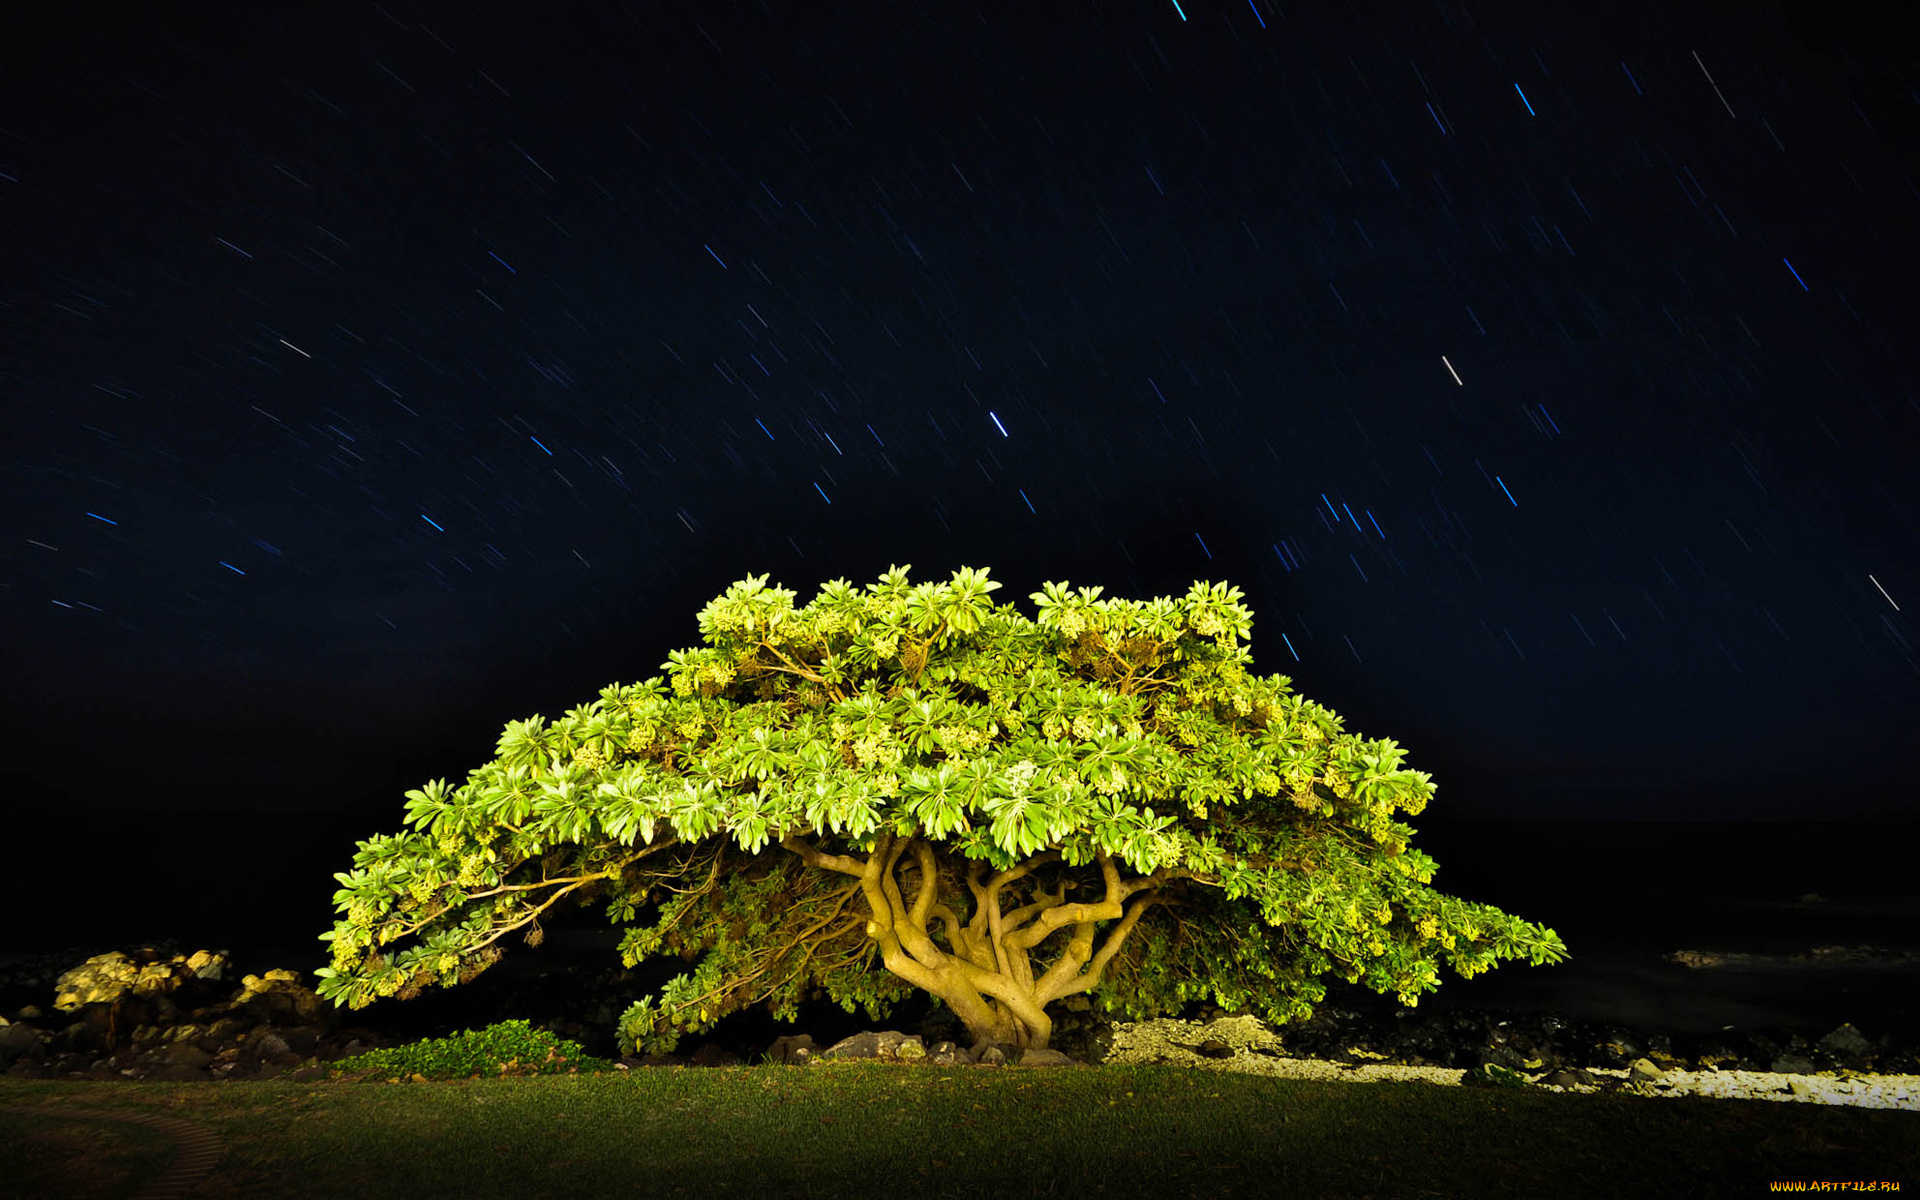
[3,939,1917,1110]
[1093,1013,1920,1110]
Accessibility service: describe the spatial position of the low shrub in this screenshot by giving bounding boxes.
[328,1019,620,1081]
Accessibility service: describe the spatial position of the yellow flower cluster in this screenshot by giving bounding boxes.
[811,609,851,637]
[852,734,903,769]
[1002,759,1040,793]
[936,725,990,753]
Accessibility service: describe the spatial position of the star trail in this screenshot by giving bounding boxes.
[1,0,1912,822]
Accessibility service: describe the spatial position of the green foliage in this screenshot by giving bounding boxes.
[316,564,1569,1055]
[326,1019,618,1081]
[1460,1063,1533,1089]
[607,846,916,1057]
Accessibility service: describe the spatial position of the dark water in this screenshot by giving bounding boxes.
[9,810,1917,1044]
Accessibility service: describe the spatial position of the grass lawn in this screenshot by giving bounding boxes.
[1,1063,1913,1200]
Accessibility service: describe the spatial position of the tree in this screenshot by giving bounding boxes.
[315,565,1568,1055]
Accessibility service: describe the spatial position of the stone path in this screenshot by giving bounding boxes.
[0,1102,225,1198]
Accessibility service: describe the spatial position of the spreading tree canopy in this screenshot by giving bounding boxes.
[316,565,1568,1054]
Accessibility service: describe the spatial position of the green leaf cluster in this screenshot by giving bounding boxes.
[325,1019,618,1081]
[316,564,1568,1053]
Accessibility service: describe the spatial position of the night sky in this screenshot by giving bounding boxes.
[4,0,1914,831]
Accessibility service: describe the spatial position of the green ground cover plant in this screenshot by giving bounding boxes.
[325,1019,618,1082]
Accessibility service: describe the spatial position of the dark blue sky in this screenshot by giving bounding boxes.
[3,0,1913,824]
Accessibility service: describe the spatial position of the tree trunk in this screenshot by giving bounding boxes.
[921,974,1050,1050]
[948,992,1050,1051]
[778,833,1157,1057]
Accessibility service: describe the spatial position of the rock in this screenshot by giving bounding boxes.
[628,1053,686,1068]
[201,1016,246,1045]
[288,1064,329,1083]
[823,1030,881,1059]
[1203,1015,1284,1051]
[766,1034,817,1064]
[234,970,330,1028]
[1770,1054,1817,1075]
[1815,1023,1874,1062]
[875,1031,923,1059]
[1804,945,1920,965]
[973,1045,1006,1066]
[185,950,228,981]
[1461,1063,1531,1089]
[37,944,280,1067]
[246,1031,292,1062]
[828,996,1905,1089]
[52,948,235,1012]
[1588,1030,1647,1069]
[818,1030,926,1063]
[1016,1048,1078,1067]
[52,952,141,1010]
[0,1021,46,1067]
[0,945,458,1082]
[1478,1044,1539,1075]
[1627,1058,1668,1086]
[689,1042,740,1067]
[1667,943,1920,970]
[1103,1015,1291,1066]
[1664,949,1728,969]
[1063,996,1092,1012]
[140,1041,214,1081]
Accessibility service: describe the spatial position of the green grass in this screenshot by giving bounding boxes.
[1,1062,1913,1200]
